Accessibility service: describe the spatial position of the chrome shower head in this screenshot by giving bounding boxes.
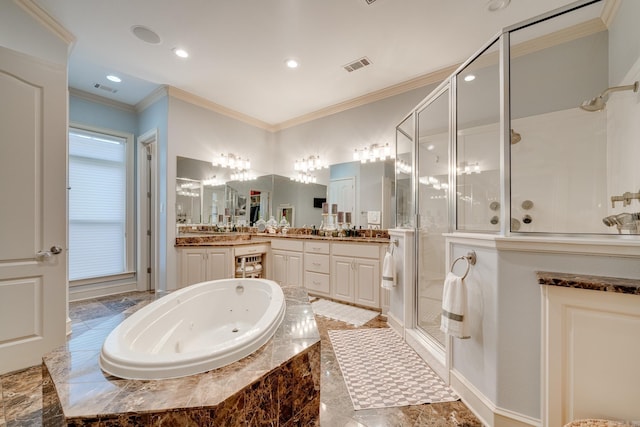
[580,81,639,112]
[580,95,607,112]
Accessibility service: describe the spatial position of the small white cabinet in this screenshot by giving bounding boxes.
[179,247,231,287]
[331,243,381,309]
[271,239,303,287]
[542,284,640,426]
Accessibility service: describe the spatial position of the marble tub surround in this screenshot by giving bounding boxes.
[1,290,481,426]
[41,287,320,426]
[537,271,640,295]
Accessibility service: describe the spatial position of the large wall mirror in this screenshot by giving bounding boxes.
[176,156,327,227]
[177,156,396,229]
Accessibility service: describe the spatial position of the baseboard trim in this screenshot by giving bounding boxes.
[450,369,541,427]
[386,311,404,338]
[69,281,138,302]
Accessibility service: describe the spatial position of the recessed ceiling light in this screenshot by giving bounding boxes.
[285,59,299,69]
[106,75,122,83]
[174,48,189,59]
[487,0,510,12]
[464,74,476,82]
[131,25,161,44]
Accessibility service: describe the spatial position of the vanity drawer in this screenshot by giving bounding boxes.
[305,271,330,295]
[234,244,269,257]
[332,242,380,259]
[304,241,330,254]
[271,239,303,252]
[305,253,330,273]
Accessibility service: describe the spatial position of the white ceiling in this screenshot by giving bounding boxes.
[34,0,584,127]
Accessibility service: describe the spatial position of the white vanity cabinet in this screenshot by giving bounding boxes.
[271,239,303,287]
[331,243,382,309]
[304,241,331,297]
[542,284,640,425]
[178,247,232,287]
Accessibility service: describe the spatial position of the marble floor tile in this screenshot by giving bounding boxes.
[0,291,482,426]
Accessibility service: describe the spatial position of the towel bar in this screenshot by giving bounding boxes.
[450,251,476,280]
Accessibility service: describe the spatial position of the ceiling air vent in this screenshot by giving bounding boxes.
[343,57,372,73]
[93,83,118,94]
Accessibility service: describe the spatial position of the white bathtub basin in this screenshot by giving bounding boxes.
[99,278,286,380]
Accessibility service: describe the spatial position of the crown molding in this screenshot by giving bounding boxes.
[600,0,620,28]
[69,88,137,113]
[270,17,607,132]
[511,17,606,59]
[77,1,613,133]
[14,0,75,48]
[135,85,169,113]
[273,65,458,132]
[165,86,275,131]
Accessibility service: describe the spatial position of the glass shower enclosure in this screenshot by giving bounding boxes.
[396,0,638,368]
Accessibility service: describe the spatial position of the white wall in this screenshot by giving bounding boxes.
[166,96,272,290]
[275,85,437,182]
[606,0,640,225]
[0,1,68,66]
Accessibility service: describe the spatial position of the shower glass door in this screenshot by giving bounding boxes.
[416,86,450,347]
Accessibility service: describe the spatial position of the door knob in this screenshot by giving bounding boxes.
[37,245,63,258]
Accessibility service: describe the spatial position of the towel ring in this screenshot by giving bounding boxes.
[450,251,477,280]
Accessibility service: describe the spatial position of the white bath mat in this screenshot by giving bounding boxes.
[311,298,379,326]
[329,328,459,410]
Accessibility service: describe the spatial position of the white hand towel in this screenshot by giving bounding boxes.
[381,251,395,289]
[440,272,470,339]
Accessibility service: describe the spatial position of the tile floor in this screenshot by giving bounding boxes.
[0,291,482,426]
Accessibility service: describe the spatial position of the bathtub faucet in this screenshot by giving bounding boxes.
[602,212,640,234]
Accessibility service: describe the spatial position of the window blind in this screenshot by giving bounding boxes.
[69,130,127,281]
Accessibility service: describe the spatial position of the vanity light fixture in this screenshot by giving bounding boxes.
[106,75,122,83]
[396,159,412,174]
[291,172,317,184]
[353,143,393,163]
[419,176,449,191]
[214,153,251,171]
[202,177,221,187]
[230,171,255,182]
[294,155,327,173]
[457,162,481,175]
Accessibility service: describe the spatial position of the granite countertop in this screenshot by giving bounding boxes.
[537,271,640,295]
[175,231,391,246]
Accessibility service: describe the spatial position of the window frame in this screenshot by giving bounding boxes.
[68,123,135,287]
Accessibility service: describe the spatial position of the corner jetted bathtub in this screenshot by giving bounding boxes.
[99,278,286,380]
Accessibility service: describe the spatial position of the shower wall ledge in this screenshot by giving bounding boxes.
[444,232,640,257]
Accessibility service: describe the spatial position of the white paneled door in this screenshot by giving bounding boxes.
[0,47,68,374]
